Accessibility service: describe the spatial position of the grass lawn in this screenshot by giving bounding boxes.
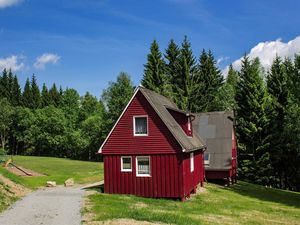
[0,156,103,189]
[85,182,300,225]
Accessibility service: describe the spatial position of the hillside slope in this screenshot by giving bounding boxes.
[0,174,30,212]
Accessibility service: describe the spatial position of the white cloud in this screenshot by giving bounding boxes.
[217,56,229,66]
[0,55,25,72]
[0,0,23,9]
[223,36,300,76]
[34,53,60,69]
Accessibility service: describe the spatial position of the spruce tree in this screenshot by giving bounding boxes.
[235,56,271,185]
[190,49,223,112]
[267,56,291,188]
[49,83,60,107]
[141,40,166,95]
[0,69,9,99]
[173,36,196,111]
[7,69,14,102]
[227,64,239,88]
[31,74,41,109]
[22,78,32,108]
[11,75,21,106]
[41,83,50,107]
[164,39,180,102]
[291,55,300,104]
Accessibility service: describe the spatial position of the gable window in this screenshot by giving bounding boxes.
[190,152,194,172]
[136,156,151,177]
[204,153,210,166]
[121,156,132,172]
[134,116,148,136]
[187,117,191,131]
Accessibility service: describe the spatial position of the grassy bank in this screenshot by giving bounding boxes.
[85,182,300,225]
[0,179,18,212]
[1,156,103,189]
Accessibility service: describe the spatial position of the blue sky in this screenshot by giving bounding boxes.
[0,0,300,97]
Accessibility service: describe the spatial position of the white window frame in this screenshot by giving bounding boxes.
[133,115,148,136]
[121,156,132,172]
[190,152,194,172]
[204,153,210,166]
[136,156,151,177]
[187,117,191,131]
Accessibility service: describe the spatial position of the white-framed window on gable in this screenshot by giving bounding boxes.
[121,156,132,172]
[187,117,191,131]
[133,116,148,136]
[190,152,194,172]
[136,156,151,177]
[204,153,210,166]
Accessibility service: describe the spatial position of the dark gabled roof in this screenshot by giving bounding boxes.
[193,111,234,170]
[139,87,205,152]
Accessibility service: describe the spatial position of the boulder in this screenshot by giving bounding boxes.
[46,181,56,187]
[64,178,74,187]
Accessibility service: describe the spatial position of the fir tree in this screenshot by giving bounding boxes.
[11,75,21,106]
[227,64,239,88]
[41,83,50,107]
[49,83,60,107]
[235,56,271,185]
[190,49,223,112]
[22,78,32,108]
[164,39,180,101]
[31,74,41,109]
[174,36,196,111]
[7,69,14,102]
[0,69,9,99]
[141,40,166,95]
[291,55,300,104]
[267,56,290,188]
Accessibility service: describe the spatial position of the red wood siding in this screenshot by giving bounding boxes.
[182,151,204,196]
[104,154,183,198]
[102,91,182,155]
[168,109,192,136]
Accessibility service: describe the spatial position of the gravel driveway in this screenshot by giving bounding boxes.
[0,186,84,225]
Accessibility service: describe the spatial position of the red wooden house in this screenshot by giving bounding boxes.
[194,111,237,184]
[98,86,206,200]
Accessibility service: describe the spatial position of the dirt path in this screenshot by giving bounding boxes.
[0,186,84,225]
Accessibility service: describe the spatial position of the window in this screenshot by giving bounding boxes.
[187,117,191,131]
[121,156,132,172]
[134,116,148,136]
[190,152,194,172]
[204,153,210,166]
[136,156,151,177]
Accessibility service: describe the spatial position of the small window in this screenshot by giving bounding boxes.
[204,153,210,166]
[121,156,132,172]
[136,156,151,177]
[134,116,148,136]
[190,152,194,172]
[187,117,191,131]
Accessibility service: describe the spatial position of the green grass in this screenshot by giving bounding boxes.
[0,156,103,189]
[0,180,18,212]
[86,182,300,225]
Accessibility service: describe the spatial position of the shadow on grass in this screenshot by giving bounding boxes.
[227,181,300,208]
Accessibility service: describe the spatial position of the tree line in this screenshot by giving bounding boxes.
[0,36,299,191]
[0,70,134,161]
[141,37,300,191]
